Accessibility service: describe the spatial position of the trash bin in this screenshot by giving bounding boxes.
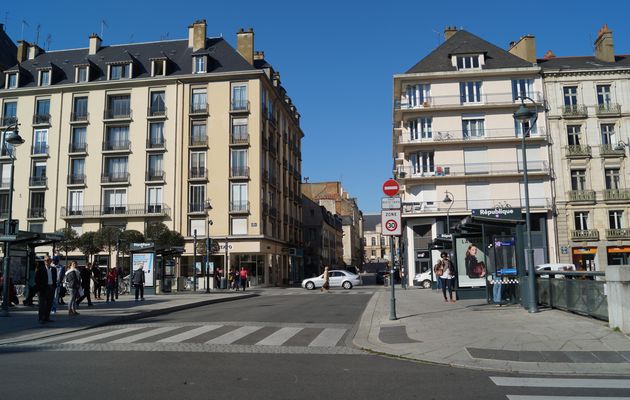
[220,277,227,289]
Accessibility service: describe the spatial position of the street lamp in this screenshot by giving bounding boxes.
[1,123,25,317]
[205,201,213,293]
[443,191,454,234]
[513,95,539,313]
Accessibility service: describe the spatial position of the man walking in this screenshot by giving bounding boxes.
[35,255,57,323]
[50,256,65,314]
[76,263,93,307]
[132,265,145,301]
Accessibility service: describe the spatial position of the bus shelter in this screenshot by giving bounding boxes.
[128,242,184,295]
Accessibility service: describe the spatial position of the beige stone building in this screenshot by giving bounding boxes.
[539,25,630,268]
[362,213,391,263]
[0,20,304,288]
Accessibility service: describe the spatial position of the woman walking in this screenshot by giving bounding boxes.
[438,252,456,303]
[320,266,330,293]
[65,261,82,315]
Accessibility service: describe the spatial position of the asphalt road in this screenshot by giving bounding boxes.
[1,288,629,400]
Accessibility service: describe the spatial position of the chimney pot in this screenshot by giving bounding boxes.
[444,26,458,41]
[594,24,615,63]
[236,28,255,65]
[188,20,207,52]
[16,40,29,63]
[508,34,537,63]
[89,34,102,55]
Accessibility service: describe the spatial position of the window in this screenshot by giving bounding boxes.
[29,223,44,233]
[189,151,206,178]
[570,170,587,190]
[600,124,616,145]
[70,158,85,183]
[563,86,578,107]
[456,55,480,70]
[104,157,128,180]
[609,210,624,229]
[150,91,166,115]
[2,101,17,125]
[29,191,45,218]
[512,79,534,100]
[380,236,385,247]
[39,69,51,86]
[72,97,88,121]
[105,126,129,150]
[33,129,48,155]
[605,168,620,190]
[193,56,206,74]
[103,188,127,214]
[567,125,581,146]
[231,182,248,211]
[189,184,206,212]
[107,95,130,118]
[231,118,248,142]
[462,117,485,138]
[409,118,432,140]
[0,164,11,188]
[596,84,612,106]
[460,81,482,104]
[230,149,248,176]
[231,84,248,110]
[406,84,430,107]
[574,211,589,230]
[71,127,86,152]
[110,63,130,80]
[152,59,165,76]
[148,122,165,147]
[191,121,207,144]
[68,190,84,215]
[371,237,376,246]
[6,72,18,89]
[231,218,247,235]
[35,98,50,117]
[191,88,207,112]
[69,224,83,236]
[147,187,163,213]
[515,117,538,137]
[189,219,206,236]
[147,154,163,179]
[410,151,434,175]
[76,66,88,83]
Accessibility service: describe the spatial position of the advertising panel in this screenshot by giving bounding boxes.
[455,237,487,288]
[132,253,155,287]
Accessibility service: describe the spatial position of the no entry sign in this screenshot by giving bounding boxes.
[381,209,401,236]
[382,179,400,197]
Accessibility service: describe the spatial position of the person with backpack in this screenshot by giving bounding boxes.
[436,252,456,303]
[132,265,145,301]
[65,261,81,315]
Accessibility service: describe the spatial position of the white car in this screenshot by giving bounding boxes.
[413,270,433,288]
[302,270,362,290]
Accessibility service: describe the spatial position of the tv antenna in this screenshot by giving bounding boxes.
[100,19,109,38]
[20,19,29,40]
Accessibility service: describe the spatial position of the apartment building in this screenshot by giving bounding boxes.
[0,20,304,287]
[362,213,391,263]
[302,195,343,277]
[539,25,630,268]
[393,28,555,286]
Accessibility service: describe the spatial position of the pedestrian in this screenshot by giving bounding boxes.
[132,265,145,301]
[400,266,407,290]
[320,266,330,293]
[433,259,443,290]
[50,256,65,314]
[35,255,57,323]
[493,273,503,307]
[65,261,81,315]
[228,269,235,290]
[437,252,456,303]
[239,267,247,291]
[92,263,103,300]
[76,263,93,307]
[105,266,117,302]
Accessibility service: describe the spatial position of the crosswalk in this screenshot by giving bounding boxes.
[270,289,375,296]
[490,376,630,399]
[2,322,363,355]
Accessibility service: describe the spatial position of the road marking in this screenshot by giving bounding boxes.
[65,327,144,344]
[309,328,346,347]
[507,397,630,400]
[205,326,262,344]
[157,325,222,343]
[256,327,303,346]
[109,326,180,344]
[491,377,630,389]
[25,327,110,345]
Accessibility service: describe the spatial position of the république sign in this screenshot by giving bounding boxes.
[471,208,522,221]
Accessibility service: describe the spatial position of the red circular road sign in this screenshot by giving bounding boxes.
[385,219,398,232]
[382,179,400,197]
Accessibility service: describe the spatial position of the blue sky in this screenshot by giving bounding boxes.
[2,1,629,213]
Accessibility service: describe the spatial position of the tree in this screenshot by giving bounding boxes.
[145,222,184,248]
[57,227,78,265]
[95,226,120,267]
[164,230,185,247]
[77,232,102,264]
[117,230,145,256]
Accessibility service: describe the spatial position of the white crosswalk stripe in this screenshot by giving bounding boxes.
[256,327,303,346]
[109,326,180,344]
[308,328,346,347]
[205,326,263,344]
[491,376,630,400]
[157,325,221,343]
[65,327,144,344]
[507,396,630,400]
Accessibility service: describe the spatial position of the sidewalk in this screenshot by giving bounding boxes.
[354,287,630,375]
[0,291,256,345]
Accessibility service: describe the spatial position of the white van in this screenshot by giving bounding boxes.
[412,269,434,288]
[535,263,575,278]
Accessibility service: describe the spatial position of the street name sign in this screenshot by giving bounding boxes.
[381,196,401,210]
[381,209,401,236]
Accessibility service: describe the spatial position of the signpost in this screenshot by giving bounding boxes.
[381,209,401,236]
[381,179,400,321]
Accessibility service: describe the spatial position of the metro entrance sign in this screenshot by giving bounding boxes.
[382,179,400,197]
[381,209,401,236]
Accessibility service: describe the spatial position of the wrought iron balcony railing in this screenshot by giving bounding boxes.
[565,145,591,158]
[606,228,630,240]
[397,127,548,144]
[70,112,89,122]
[101,172,130,183]
[603,188,630,201]
[29,176,47,187]
[230,100,250,113]
[570,229,599,241]
[148,106,167,117]
[562,105,588,118]
[32,114,51,125]
[69,142,87,153]
[229,166,250,178]
[190,103,208,114]
[27,208,46,219]
[596,103,621,115]
[0,116,17,127]
[67,174,86,185]
[146,138,166,149]
[397,161,549,179]
[102,140,131,151]
[600,143,625,157]
[103,109,132,120]
[188,167,207,179]
[229,201,250,213]
[31,144,49,156]
[189,135,208,147]
[395,91,544,110]
[567,190,596,202]
[61,203,171,218]
[230,132,249,145]
[145,170,165,181]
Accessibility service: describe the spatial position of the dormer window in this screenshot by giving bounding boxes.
[109,63,131,80]
[151,59,166,77]
[454,55,481,70]
[75,65,89,83]
[193,56,206,74]
[38,69,51,86]
[5,72,18,89]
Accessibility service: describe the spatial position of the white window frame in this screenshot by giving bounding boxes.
[6,72,18,89]
[102,188,127,213]
[609,210,624,230]
[38,69,51,86]
[596,84,612,106]
[462,116,485,139]
[574,211,589,231]
[563,86,579,106]
[189,219,206,236]
[406,84,431,107]
[68,190,84,213]
[151,59,166,77]
[109,63,131,80]
[193,56,207,74]
[409,118,432,140]
[460,81,482,104]
[146,186,163,213]
[455,55,481,70]
[600,123,616,145]
[512,79,534,101]
[75,66,89,83]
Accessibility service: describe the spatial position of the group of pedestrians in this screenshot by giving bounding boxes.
[228,267,248,291]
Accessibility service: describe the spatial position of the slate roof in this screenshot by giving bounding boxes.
[405,30,533,74]
[363,214,381,232]
[0,26,17,71]
[538,55,630,71]
[7,37,259,88]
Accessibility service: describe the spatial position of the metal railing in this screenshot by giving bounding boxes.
[536,271,607,321]
[397,161,549,178]
[230,133,249,145]
[189,135,208,147]
[230,100,250,112]
[190,103,208,114]
[32,114,51,125]
[70,112,89,122]
[397,127,548,144]
[567,190,596,202]
[596,103,621,115]
[570,229,599,241]
[61,203,171,218]
[101,172,130,183]
[69,142,87,153]
[29,176,47,187]
[0,178,10,189]
[0,116,17,127]
[188,167,207,179]
[600,143,625,157]
[401,198,551,214]
[27,208,46,218]
[606,228,630,240]
[148,106,167,117]
[103,109,132,120]
[145,170,165,181]
[67,174,86,185]
[102,140,131,151]
[603,188,630,201]
[562,105,588,118]
[229,201,250,213]
[395,91,544,109]
[565,145,591,157]
[188,202,207,213]
[31,144,49,156]
[229,166,249,178]
[146,138,166,149]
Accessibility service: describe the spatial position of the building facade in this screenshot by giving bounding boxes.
[393,28,555,286]
[362,213,391,264]
[0,20,304,288]
[540,25,630,268]
[302,195,343,277]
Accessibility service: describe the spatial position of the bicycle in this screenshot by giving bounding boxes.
[117,275,131,295]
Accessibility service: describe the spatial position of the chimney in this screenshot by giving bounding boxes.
[594,24,615,63]
[444,26,457,41]
[236,28,254,65]
[253,51,265,61]
[508,34,536,63]
[188,20,207,51]
[543,50,556,59]
[89,33,102,55]
[272,72,281,87]
[16,40,29,63]
[27,44,43,60]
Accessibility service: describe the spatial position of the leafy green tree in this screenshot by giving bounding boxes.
[95,226,120,267]
[164,230,185,247]
[77,232,102,264]
[117,230,145,255]
[145,222,184,248]
[57,227,78,265]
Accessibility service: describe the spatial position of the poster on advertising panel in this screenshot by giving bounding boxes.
[455,237,487,288]
[132,253,155,287]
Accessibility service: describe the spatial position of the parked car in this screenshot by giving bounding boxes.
[413,270,433,288]
[535,263,575,278]
[302,270,362,290]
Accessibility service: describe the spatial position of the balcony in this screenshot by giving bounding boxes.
[0,178,10,189]
[397,161,549,180]
[145,169,165,182]
[147,106,167,118]
[229,201,250,213]
[229,166,250,179]
[27,208,46,219]
[606,228,630,240]
[190,103,208,115]
[600,144,625,157]
[0,116,17,127]
[188,167,207,180]
[603,188,630,202]
[561,105,588,118]
[230,132,249,145]
[230,100,250,113]
[68,142,87,153]
[29,176,47,187]
[103,109,132,121]
[397,127,548,145]
[395,91,544,111]
[189,135,208,147]
[188,202,208,214]
[596,103,621,117]
[102,140,131,151]
[571,229,599,241]
[101,172,129,184]
[31,143,49,156]
[67,174,86,185]
[32,114,51,125]
[70,112,89,123]
[565,145,591,158]
[567,190,596,203]
[401,198,551,215]
[61,203,171,219]
[146,138,166,149]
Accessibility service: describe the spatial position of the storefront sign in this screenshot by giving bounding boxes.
[607,247,630,253]
[572,247,597,255]
[130,242,154,251]
[471,208,522,221]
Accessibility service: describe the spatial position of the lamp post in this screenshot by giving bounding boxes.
[513,95,539,313]
[443,191,454,234]
[1,123,25,317]
[204,202,213,293]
